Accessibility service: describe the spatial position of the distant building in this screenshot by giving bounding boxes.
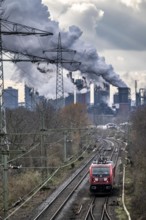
[136,88,146,106]
[25,85,47,110]
[113,93,119,104]
[94,84,110,106]
[18,102,25,107]
[25,85,41,110]
[25,85,34,110]
[113,87,131,116]
[3,87,18,109]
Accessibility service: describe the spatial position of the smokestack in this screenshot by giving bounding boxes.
[2,0,127,100]
[74,85,77,104]
[90,83,94,105]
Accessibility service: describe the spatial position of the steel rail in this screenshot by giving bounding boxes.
[84,197,96,220]
[100,197,112,220]
[33,139,107,220]
[49,170,89,220]
[32,155,97,220]
[100,138,121,220]
[84,138,120,220]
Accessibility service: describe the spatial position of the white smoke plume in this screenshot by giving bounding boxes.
[2,0,127,99]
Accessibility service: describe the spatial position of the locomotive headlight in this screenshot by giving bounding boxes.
[104,177,108,181]
[95,178,98,181]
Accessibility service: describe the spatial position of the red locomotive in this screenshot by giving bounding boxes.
[89,157,115,194]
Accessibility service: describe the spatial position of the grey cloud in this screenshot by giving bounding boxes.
[48,0,146,51]
[94,1,146,51]
[2,0,128,99]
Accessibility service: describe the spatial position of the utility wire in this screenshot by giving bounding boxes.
[3,142,92,219]
[9,166,58,169]
[0,136,64,166]
[4,167,60,220]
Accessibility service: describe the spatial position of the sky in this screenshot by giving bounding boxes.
[2,0,146,103]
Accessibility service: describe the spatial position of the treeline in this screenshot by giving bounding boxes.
[6,102,89,152]
[0,102,91,217]
[128,106,146,220]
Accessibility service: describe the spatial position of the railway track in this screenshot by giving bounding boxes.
[76,138,121,220]
[100,197,112,220]
[83,196,112,220]
[84,197,96,220]
[31,137,121,220]
[31,155,98,220]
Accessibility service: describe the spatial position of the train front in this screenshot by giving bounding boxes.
[89,163,114,194]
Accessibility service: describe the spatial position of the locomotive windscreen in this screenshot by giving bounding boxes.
[92,167,110,177]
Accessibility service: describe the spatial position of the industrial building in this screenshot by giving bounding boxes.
[3,87,18,109]
[113,87,131,116]
[64,75,115,124]
[135,88,146,106]
[4,83,132,122]
[66,73,110,107]
[25,85,47,110]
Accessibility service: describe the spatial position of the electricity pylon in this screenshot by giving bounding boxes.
[0,10,53,148]
[0,1,53,217]
[56,32,64,108]
[43,32,81,109]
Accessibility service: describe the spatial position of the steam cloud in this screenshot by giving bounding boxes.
[2,0,127,99]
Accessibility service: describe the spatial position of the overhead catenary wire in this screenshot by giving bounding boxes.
[3,167,60,220]
[8,147,89,204]
[0,136,64,167]
[8,133,91,169]
[9,166,58,169]
[0,5,55,218]
[3,143,91,219]
[1,133,93,220]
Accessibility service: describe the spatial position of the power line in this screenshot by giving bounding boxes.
[43,32,81,109]
[0,19,53,36]
[0,9,54,218]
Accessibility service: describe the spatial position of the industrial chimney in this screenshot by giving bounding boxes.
[90,82,94,105]
[74,84,77,104]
